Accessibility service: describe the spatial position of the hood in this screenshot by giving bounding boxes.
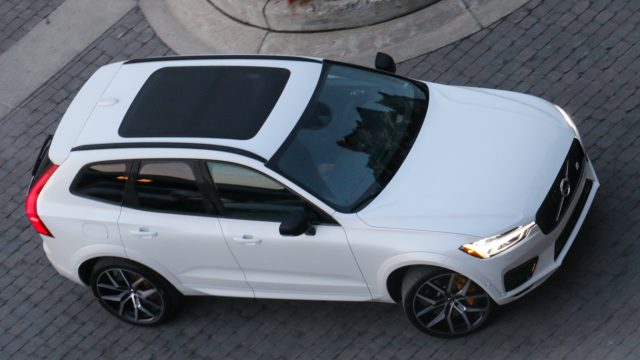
[357,83,576,238]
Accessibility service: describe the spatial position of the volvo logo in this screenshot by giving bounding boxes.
[555,160,572,221]
[559,178,571,198]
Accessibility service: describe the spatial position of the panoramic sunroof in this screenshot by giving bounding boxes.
[119,66,290,140]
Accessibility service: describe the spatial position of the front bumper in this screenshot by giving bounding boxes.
[469,157,599,305]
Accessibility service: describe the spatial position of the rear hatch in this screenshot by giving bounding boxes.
[48,62,123,164]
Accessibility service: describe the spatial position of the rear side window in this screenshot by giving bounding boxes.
[119,66,291,140]
[133,160,209,216]
[71,162,129,205]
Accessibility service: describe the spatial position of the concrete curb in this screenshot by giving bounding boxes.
[141,0,529,66]
[0,0,136,120]
[209,0,438,33]
[139,0,213,55]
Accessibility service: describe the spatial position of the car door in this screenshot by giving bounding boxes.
[117,159,253,298]
[206,161,371,301]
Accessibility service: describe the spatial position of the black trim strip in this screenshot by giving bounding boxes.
[197,160,226,216]
[71,142,267,163]
[124,160,139,208]
[124,55,322,65]
[32,135,53,176]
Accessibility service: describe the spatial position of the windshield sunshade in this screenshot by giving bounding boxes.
[119,66,290,140]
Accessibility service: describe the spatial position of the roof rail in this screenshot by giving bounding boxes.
[71,142,267,163]
[124,55,322,65]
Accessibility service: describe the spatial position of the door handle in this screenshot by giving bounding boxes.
[130,228,158,238]
[233,234,262,245]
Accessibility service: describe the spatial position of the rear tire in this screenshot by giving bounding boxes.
[90,259,181,325]
[401,267,493,337]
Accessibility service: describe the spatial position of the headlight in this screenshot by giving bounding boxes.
[460,222,536,259]
[554,105,580,140]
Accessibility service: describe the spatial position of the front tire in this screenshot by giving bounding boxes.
[90,259,181,325]
[401,267,493,337]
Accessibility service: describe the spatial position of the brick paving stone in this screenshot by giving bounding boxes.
[0,0,65,55]
[1,0,640,359]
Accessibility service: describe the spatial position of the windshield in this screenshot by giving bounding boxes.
[268,63,428,212]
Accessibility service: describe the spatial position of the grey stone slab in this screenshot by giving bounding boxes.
[0,0,135,121]
[262,0,481,66]
[264,0,438,32]
[139,0,216,55]
[210,0,269,28]
[143,0,266,55]
[143,0,530,66]
[0,0,67,55]
[462,0,529,26]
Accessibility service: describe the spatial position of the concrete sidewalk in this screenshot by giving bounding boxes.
[140,0,528,65]
[0,0,526,122]
[0,0,134,120]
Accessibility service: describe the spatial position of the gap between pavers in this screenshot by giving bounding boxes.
[140,0,529,65]
[0,0,136,121]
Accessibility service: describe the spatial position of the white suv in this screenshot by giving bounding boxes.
[26,54,598,336]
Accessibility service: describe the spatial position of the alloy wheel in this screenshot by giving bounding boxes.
[412,273,490,336]
[95,268,165,324]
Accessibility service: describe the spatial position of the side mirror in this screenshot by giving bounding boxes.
[375,52,396,73]
[279,211,315,236]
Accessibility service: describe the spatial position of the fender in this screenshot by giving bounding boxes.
[67,244,126,285]
[119,247,202,295]
[71,244,197,295]
[374,252,501,302]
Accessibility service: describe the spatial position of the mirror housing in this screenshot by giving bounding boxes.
[375,52,396,73]
[279,211,314,236]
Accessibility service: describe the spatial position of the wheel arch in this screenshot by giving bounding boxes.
[386,264,444,303]
[78,257,100,285]
[76,254,188,295]
[378,252,499,303]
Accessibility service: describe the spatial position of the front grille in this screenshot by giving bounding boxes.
[504,257,538,292]
[536,139,585,234]
[554,179,593,259]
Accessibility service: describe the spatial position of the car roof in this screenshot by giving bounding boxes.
[49,55,324,164]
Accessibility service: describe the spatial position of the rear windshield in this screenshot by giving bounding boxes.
[119,66,290,140]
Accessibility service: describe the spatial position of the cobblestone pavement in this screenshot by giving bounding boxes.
[0,0,639,359]
[0,0,65,55]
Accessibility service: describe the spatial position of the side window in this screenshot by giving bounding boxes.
[208,162,325,223]
[71,162,129,205]
[133,160,209,216]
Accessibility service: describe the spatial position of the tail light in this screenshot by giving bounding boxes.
[25,164,58,237]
